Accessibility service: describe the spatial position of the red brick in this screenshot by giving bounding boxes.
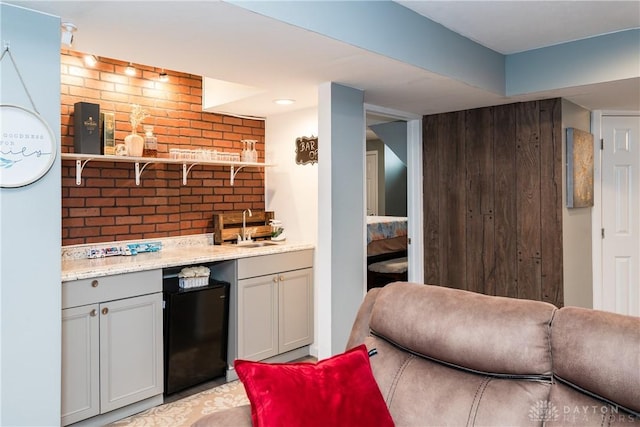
[63,218,85,228]
[116,198,143,207]
[101,208,129,216]
[86,198,116,207]
[131,224,156,233]
[130,206,156,215]
[69,227,101,238]
[60,51,265,245]
[116,216,142,225]
[101,225,130,235]
[144,215,168,224]
[86,217,115,227]
[156,222,180,232]
[69,207,101,217]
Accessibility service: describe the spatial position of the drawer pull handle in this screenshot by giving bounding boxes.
[101,307,109,315]
[272,277,278,283]
[279,275,285,282]
[91,280,99,288]
[90,309,97,317]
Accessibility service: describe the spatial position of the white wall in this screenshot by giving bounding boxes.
[0,3,62,425]
[317,82,365,358]
[265,108,318,244]
[562,99,593,308]
[264,107,319,355]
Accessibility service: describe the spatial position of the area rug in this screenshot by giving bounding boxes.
[108,381,248,427]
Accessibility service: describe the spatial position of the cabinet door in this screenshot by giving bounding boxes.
[61,305,100,426]
[237,275,278,360]
[99,293,163,413]
[279,267,314,353]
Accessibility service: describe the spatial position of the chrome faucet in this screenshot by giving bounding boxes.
[241,209,253,242]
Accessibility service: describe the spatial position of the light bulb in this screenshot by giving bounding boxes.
[274,99,295,105]
[84,55,98,67]
[125,63,136,76]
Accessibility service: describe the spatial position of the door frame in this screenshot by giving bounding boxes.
[364,103,423,284]
[591,110,640,310]
[365,150,379,215]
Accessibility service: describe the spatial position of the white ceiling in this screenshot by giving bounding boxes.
[398,0,640,54]
[6,0,640,118]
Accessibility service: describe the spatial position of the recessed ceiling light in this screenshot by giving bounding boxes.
[274,99,295,105]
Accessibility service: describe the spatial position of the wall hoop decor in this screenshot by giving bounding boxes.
[0,46,57,188]
[0,104,57,187]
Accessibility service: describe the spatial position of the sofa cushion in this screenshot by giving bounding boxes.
[364,335,551,426]
[234,344,394,427]
[551,306,640,416]
[369,282,556,376]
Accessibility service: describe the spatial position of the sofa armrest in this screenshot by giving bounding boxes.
[346,287,382,350]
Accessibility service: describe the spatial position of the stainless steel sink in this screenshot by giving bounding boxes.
[235,241,281,248]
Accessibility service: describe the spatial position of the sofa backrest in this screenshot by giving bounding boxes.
[550,306,640,420]
[347,282,640,426]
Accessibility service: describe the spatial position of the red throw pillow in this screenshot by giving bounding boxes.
[234,344,394,427]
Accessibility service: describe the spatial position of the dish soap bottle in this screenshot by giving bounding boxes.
[269,219,286,241]
[143,125,158,157]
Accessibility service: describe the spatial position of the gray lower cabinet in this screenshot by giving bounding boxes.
[61,270,163,426]
[236,250,313,361]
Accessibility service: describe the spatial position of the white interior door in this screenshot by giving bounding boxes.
[601,115,640,316]
[366,151,379,215]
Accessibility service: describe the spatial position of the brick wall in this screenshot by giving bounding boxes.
[61,50,265,246]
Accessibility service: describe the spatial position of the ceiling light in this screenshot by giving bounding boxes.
[158,70,169,82]
[274,99,295,105]
[125,63,136,76]
[61,22,77,47]
[83,54,98,67]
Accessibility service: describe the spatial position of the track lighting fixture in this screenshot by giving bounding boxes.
[61,22,77,47]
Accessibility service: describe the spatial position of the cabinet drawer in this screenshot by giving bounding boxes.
[62,269,162,309]
[238,250,313,279]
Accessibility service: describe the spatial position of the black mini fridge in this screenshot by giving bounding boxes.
[163,272,230,395]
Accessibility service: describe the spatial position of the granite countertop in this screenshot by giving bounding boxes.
[61,235,314,282]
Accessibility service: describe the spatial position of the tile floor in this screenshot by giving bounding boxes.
[163,355,317,404]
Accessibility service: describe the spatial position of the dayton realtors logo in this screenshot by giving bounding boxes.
[529,400,559,422]
[529,401,638,424]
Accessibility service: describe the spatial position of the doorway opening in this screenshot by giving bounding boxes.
[364,111,409,290]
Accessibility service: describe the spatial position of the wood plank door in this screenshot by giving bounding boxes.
[601,115,640,316]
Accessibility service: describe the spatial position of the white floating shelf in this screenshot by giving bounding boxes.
[61,153,274,186]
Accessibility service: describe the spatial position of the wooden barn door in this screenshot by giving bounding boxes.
[423,99,563,306]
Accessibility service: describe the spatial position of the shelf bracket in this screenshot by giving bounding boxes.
[182,163,200,185]
[75,158,93,185]
[230,165,246,186]
[134,162,153,186]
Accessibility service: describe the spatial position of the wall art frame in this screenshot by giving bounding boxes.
[566,127,594,208]
[295,135,318,165]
